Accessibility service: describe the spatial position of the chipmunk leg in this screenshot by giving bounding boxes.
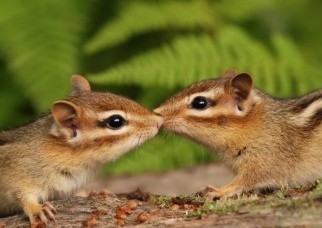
[205,181,242,201]
[21,196,56,226]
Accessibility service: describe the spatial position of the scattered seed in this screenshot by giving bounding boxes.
[127,200,138,210]
[136,212,149,223]
[31,221,46,228]
[115,219,125,227]
[82,215,97,227]
[115,210,126,220]
[171,204,180,210]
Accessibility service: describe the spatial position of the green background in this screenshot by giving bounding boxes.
[1,0,322,175]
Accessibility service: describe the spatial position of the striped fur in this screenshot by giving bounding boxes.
[289,90,322,129]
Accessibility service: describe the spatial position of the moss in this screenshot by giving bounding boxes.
[186,182,322,219]
[153,195,173,208]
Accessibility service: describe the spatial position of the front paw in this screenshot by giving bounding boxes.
[204,190,225,202]
[197,185,241,202]
[30,201,57,227]
[196,185,217,197]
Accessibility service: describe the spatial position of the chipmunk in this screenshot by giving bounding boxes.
[0,75,163,226]
[154,70,322,200]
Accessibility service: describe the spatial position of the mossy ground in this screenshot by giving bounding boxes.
[152,179,322,225]
[1,180,322,227]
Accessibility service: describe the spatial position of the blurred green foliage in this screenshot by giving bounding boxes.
[1,0,322,174]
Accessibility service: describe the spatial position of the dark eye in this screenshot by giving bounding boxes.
[191,96,210,110]
[104,115,126,129]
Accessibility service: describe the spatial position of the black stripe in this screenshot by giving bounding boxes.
[306,108,322,130]
[292,92,322,113]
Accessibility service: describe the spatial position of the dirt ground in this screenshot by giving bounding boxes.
[1,164,322,227]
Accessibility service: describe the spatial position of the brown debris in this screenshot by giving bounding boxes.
[115,209,126,220]
[136,212,149,223]
[172,195,204,207]
[82,215,97,227]
[127,200,138,210]
[121,188,150,201]
[170,204,180,211]
[115,219,125,227]
[31,221,46,228]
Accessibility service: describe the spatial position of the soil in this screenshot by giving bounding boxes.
[1,164,322,227]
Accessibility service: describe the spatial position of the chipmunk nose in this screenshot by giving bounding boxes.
[155,115,164,129]
[153,107,162,115]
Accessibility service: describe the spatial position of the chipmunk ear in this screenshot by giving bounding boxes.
[230,73,253,100]
[71,75,91,94]
[226,73,254,113]
[51,100,80,138]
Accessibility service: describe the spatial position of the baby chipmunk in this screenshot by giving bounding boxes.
[0,75,162,225]
[154,70,322,200]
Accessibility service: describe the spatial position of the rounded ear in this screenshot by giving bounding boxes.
[229,73,253,100]
[71,75,91,94]
[51,100,80,137]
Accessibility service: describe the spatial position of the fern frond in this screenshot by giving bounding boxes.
[85,0,214,54]
[0,1,91,112]
[214,0,277,21]
[89,26,320,97]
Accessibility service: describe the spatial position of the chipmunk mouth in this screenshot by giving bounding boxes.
[156,115,164,129]
[160,119,189,135]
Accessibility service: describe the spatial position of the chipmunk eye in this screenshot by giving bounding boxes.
[191,96,210,110]
[104,115,126,129]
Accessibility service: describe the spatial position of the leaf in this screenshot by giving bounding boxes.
[0,1,91,112]
[85,0,215,54]
[88,25,320,97]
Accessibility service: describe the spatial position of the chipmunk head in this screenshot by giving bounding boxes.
[154,70,262,151]
[50,75,163,160]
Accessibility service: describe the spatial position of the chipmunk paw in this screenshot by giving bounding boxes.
[196,185,217,197]
[29,201,57,227]
[197,185,241,202]
[204,190,225,202]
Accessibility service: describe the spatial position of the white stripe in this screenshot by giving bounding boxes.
[293,99,322,125]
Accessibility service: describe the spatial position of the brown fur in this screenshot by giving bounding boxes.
[0,75,162,225]
[154,71,322,199]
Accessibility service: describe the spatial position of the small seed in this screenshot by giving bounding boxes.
[127,200,138,210]
[115,219,125,227]
[136,212,149,223]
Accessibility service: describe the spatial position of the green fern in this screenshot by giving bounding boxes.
[85,0,214,54]
[270,35,320,95]
[0,1,91,112]
[88,26,322,97]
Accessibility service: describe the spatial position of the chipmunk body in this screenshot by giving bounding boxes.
[0,75,162,225]
[154,70,322,199]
